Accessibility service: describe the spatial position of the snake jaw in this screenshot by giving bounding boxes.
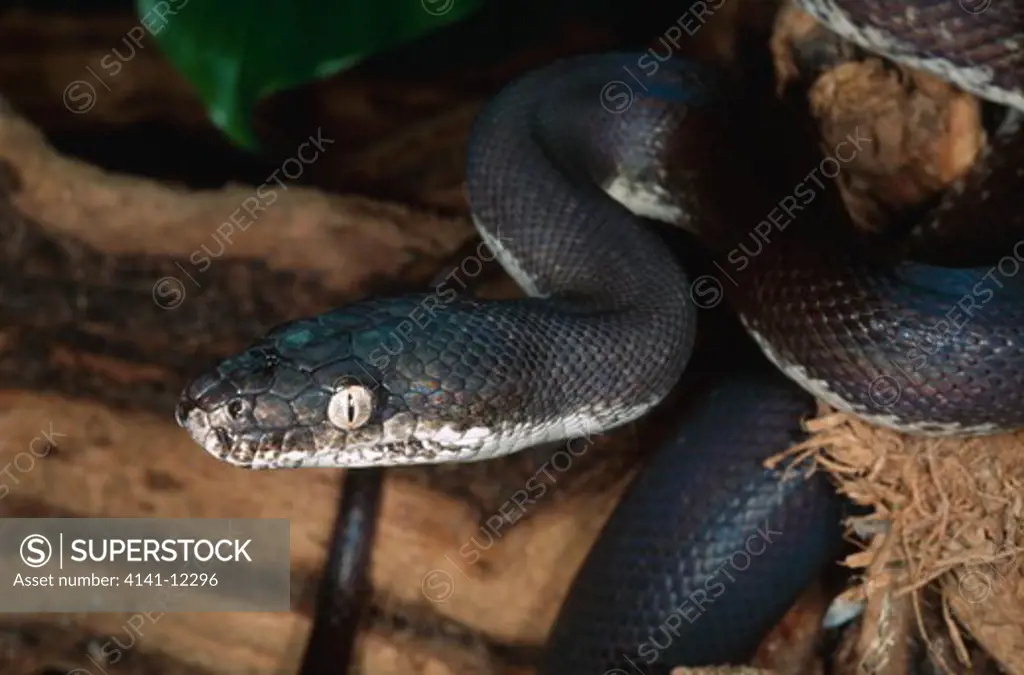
[180,413,493,470]
[175,394,261,468]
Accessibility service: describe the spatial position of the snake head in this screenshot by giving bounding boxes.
[174,301,518,469]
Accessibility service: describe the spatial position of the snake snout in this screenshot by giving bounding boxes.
[175,339,309,468]
[174,397,195,428]
[174,365,264,468]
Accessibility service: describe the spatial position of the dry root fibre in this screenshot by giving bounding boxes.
[770,405,1024,671]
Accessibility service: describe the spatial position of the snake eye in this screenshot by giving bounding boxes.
[328,385,374,430]
[227,400,246,419]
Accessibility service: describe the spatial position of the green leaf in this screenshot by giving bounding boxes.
[136,0,484,150]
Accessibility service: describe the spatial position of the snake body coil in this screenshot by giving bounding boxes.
[538,366,845,673]
[177,20,1024,468]
[174,1,1024,670]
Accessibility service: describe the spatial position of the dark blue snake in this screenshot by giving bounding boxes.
[538,364,848,674]
[175,1,1024,670]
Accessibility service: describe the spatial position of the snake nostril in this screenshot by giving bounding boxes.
[227,400,245,419]
[175,398,196,427]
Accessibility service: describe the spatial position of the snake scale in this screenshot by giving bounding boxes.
[175,0,1024,671]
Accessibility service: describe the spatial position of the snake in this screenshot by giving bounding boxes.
[174,0,1024,671]
[537,362,849,673]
